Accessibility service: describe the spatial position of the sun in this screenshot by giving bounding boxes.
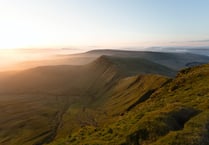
[0,17,49,49]
[0,25,28,49]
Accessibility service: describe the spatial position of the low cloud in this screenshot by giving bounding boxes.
[187,39,209,43]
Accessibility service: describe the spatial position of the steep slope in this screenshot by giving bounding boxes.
[101,74,170,116]
[99,55,176,77]
[48,63,209,145]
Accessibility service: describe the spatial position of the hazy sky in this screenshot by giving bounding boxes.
[0,0,209,49]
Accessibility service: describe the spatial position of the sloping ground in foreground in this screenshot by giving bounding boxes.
[48,63,209,145]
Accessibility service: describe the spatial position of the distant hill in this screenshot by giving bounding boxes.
[8,49,209,72]
[86,49,209,70]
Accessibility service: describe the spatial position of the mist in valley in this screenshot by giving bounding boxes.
[1,47,209,72]
[0,48,88,71]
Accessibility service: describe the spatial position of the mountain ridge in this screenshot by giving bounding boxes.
[48,63,209,145]
[0,51,209,145]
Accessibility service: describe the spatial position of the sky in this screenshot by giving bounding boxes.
[0,0,209,49]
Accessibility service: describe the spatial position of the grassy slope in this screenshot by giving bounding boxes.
[0,95,64,145]
[48,63,209,145]
[0,52,209,145]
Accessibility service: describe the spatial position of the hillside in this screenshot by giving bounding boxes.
[0,55,176,95]
[0,51,209,145]
[48,62,209,145]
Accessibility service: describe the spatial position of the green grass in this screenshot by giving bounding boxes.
[48,63,209,145]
